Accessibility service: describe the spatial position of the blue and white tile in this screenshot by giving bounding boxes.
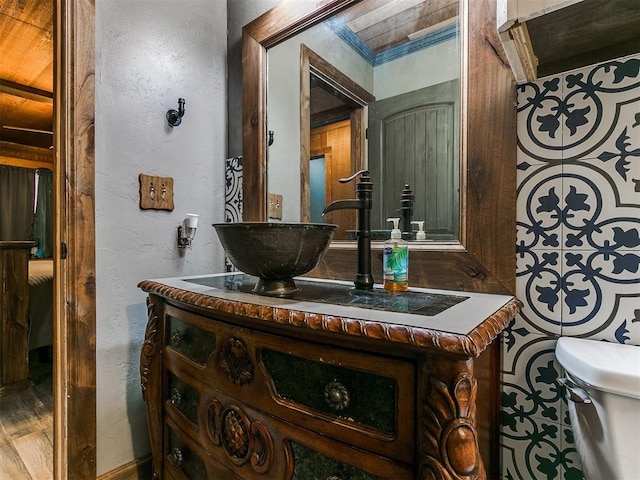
[501,414,564,480]
[558,163,640,251]
[502,335,563,426]
[517,163,564,253]
[517,78,564,164]
[561,55,640,162]
[560,250,640,340]
[224,156,243,272]
[568,146,640,213]
[560,423,585,480]
[225,156,243,223]
[561,287,640,343]
[515,250,563,335]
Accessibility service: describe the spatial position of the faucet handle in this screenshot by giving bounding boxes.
[339,169,370,184]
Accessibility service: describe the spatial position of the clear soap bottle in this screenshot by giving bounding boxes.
[383,218,408,292]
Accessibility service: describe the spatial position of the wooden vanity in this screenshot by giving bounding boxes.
[139,273,521,480]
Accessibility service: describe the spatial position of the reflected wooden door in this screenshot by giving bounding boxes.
[368,80,460,239]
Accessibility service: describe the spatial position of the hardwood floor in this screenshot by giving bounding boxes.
[0,349,53,479]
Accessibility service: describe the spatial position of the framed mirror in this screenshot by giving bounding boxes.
[242,0,517,295]
[266,2,461,242]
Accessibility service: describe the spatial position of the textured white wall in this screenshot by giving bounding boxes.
[95,0,227,474]
[373,38,460,100]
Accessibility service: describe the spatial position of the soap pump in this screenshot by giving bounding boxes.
[383,217,408,292]
[411,221,426,240]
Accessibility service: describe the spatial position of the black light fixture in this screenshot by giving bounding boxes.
[166,98,185,127]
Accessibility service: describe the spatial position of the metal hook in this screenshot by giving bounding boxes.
[166,98,186,127]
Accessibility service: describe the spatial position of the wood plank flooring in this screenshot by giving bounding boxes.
[0,350,53,479]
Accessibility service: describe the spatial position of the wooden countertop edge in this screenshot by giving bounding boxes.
[138,280,523,358]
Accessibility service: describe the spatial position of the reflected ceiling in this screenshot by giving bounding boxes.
[328,0,458,64]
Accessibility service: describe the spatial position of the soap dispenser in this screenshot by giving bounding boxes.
[383,218,408,292]
[411,221,426,240]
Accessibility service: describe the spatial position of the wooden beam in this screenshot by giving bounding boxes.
[0,140,53,164]
[0,78,53,103]
[510,22,538,83]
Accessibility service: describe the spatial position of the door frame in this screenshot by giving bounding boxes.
[54,1,96,478]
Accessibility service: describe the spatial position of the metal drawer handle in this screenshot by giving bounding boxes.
[326,476,343,480]
[170,388,182,407]
[168,447,183,467]
[560,378,592,404]
[170,329,184,348]
[324,381,350,411]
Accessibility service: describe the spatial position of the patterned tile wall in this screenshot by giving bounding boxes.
[501,54,640,479]
[225,156,243,271]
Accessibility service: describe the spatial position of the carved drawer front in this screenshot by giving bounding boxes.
[167,372,200,425]
[166,426,208,480]
[165,311,216,365]
[291,442,385,480]
[263,349,395,434]
[258,342,415,465]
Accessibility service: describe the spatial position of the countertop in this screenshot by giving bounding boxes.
[139,273,522,357]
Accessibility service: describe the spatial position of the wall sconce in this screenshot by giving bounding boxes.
[177,213,198,249]
[166,98,185,127]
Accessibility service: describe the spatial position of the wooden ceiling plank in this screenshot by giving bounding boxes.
[0,140,53,165]
[334,0,392,25]
[0,79,53,103]
[0,0,53,32]
[361,2,458,53]
[347,0,426,32]
[0,13,53,90]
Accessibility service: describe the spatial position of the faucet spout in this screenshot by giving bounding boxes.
[322,170,374,290]
[322,199,365,215]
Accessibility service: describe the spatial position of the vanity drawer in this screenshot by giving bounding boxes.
[162,304,415,465]
[262,349,397,435]
[166,384,412,480]
[165,312,216,365]
[165,426,209,480]
[167,371,200,426]
[291,442,385,480]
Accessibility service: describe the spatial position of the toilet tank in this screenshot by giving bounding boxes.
[556,337,640,400]
[556,337,640,479]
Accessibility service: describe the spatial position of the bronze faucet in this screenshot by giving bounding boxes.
[323,170,374,290]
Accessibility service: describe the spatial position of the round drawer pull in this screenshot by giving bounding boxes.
[169,329,184,348]
[324,381,350,410]
[168,447,183,467]
[170,388,182,406]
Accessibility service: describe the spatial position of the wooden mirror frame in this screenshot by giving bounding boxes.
[300,44,374,227]
[243,0,516,295]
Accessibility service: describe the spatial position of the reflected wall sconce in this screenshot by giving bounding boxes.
[167,98,186,127]
[177,213,198,249]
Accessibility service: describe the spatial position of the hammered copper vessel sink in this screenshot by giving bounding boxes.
[213,222,337,298]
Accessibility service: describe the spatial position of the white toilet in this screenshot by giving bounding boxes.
[555,337,640,480]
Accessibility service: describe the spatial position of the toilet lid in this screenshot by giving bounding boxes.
[556,337,640,399]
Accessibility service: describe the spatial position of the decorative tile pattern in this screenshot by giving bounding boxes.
[224,156,243,272]
[504,53,640,479]
[225,156,243,223]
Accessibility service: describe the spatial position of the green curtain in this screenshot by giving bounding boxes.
[0,164,35,241]
[34,169,53,258]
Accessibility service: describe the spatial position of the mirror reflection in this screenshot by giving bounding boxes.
[267,0,460,241]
